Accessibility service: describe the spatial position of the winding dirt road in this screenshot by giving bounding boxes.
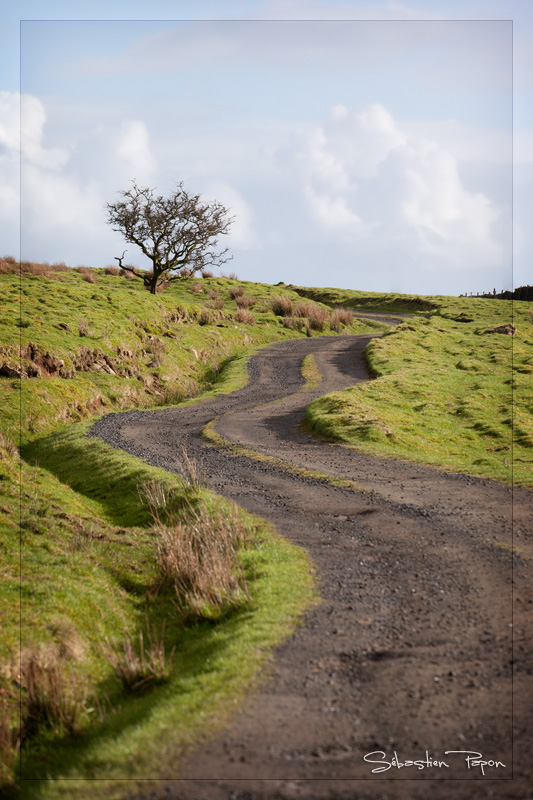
[91,333,533,800]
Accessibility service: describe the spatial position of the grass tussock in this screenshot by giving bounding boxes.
[235,308,255,325]
[0,698,20,786]
[271,295,294,317]
[20,648,90,738]
[153,503,252,618]
[330,308,354,332]
[306,305,328,332]
[105,622,175,693]
[235,295,255,309]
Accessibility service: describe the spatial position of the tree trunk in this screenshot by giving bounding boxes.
[150,269,159,294]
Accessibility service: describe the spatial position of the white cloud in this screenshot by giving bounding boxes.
[204,182,258,249]
[115,119,156,182]
[21,94,69,169]
[283,103,505,270]
[3,89,512,292]
[0,92,19,240]
[0,90,20,151]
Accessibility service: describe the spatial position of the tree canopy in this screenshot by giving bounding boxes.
[106,182,234,294]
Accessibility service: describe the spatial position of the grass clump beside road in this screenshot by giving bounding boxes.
[303,292,532,485]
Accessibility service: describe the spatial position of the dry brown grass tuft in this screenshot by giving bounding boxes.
[196,307,214,326]
[138,478,176,516]
[236,295,255,309]
[0,431,19,459]
[145,336,166,367]
[104,265,120,276]
[0,259,70,277]
[235,308,255,325]
[282,316,302,331]
[190,281,204,294]
[20,649,90,737]
[229,286,244,299]
[153,504,252,617]
[307,306,328,332]
[207,289,225,309]
[330,308,354,332]
[294,301,313,318]
[271,295,294,317]
[105,622,175,693]
[78,316,91,337]
[201,269,214,278]
[0,697,20,786]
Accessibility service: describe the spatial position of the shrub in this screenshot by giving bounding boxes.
[235,308,255,325]
[271,295,294,317]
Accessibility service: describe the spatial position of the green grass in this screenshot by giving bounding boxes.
[0,269,378,443]
[2,422,317,798]
[3,264,530,795]
[4,265,377,794]
[302,292,533,485]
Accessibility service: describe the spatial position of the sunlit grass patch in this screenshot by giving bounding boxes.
[305,300,532,485]
[2,423,316,797]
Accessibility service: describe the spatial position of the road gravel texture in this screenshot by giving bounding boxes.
[90,332,533,800]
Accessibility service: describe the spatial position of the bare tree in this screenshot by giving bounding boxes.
[106,182,234,294]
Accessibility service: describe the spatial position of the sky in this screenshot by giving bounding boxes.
[1,1,531,296]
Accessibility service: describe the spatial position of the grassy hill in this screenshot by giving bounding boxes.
[0,261,530,795]
[0,261,379,797]
[295,285,532,485]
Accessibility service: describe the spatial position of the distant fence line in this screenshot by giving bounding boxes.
[459,286,533,301]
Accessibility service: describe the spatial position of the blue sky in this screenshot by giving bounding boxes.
[1,0,531,295]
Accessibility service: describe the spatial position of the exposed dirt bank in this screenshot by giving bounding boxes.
[91,334,532,800]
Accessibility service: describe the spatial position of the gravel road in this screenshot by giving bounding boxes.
[90,333,533,800]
